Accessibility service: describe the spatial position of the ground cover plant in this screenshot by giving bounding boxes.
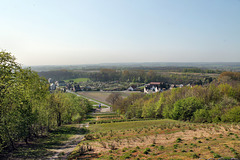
[69,119,240,159]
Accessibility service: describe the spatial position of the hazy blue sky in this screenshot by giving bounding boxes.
[0,0,240,65]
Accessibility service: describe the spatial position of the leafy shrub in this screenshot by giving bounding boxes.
[213,153,221,158]
[143,148,151,154]
[171,97,204,121]
[174,144,179,149]
[192,153,199,158]
[122,147,127,152]
[222,106,240,122]
[131,149,137,153]
[193,109,211,123]
[159,145,164,150]
[176,138,183,143]
[122,153,131,159]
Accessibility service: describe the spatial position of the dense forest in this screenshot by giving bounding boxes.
[0,51,92,152]
[110,71,240,122]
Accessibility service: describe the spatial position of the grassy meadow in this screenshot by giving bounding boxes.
[69,115,240,160]
[65,78,90,83]
[77,91,139,105]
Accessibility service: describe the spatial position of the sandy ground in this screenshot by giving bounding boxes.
[47,124,89,159]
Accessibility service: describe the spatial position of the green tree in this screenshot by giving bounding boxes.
[171,97,204,121]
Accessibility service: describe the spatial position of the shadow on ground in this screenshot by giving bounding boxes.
[1,125,88,160]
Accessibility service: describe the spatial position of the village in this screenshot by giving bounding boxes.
[48,77,193,94]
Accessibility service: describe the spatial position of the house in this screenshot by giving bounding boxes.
[73,84,81,92]
[66,83,73,90]
[170,84,176,90]
[176,84,184,88]
[127,86,134,91]
[144,82,166,93]
[48,78,54,83]
[55,81,66,87]
[49,83,56,90]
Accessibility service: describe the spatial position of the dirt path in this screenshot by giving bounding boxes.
[48,123,89,160]
[48,91,113,159]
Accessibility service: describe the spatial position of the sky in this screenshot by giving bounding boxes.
[0,0,240,66]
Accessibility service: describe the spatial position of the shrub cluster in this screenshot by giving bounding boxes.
[112,75,240,123]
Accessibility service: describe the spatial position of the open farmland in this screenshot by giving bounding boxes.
[77,91,140,105]
[65,78,90,83]
[69,117,240,160]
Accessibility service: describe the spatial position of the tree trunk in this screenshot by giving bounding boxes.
[57,112,61,126]
[4,125,15,150]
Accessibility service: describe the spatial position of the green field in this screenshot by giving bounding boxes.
[65,78,90,83]
[77,91,139,105]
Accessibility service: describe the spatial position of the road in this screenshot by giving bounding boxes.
[66,90,112,112]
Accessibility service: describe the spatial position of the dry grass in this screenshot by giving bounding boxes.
[69,120,240,159]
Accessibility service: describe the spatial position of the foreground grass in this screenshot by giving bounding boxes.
[1,125,87,159]
[69,119,240,160]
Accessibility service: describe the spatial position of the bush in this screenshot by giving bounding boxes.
[213,153,221,158]
[174,144,179,149]
[144,148,151,154]
[171,97,204,121]
[222,106,240,122]
[193,109,211,123]
[176,138,183,143]
[192,153,199,158]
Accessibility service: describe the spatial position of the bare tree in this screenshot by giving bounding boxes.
[106,93,122,105]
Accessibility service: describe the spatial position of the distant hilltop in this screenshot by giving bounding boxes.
[24,62,240,72]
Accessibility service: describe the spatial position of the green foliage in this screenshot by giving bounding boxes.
[176,138,182,143]
[193,109,211,123]
[65,78,90,83]
[171,97,204,121]
[222,106,240,122]
[112,75,240,123]
[143,148,151,154]
[192,153,199,158]
[213,153,221,158]
[0,51,92,153]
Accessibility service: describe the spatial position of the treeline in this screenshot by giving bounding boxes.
[38,68,216,85]
[0,51,92,152]
[38,70,89,81]
[39,69,165,83]
[183,67,221,73]
[111,72,240,123]
[89,69,165,83]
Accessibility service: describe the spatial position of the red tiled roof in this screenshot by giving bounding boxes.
[149,82,162,85]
